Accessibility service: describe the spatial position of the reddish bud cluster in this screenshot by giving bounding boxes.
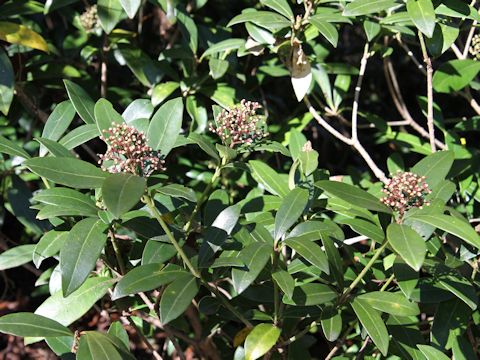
[209,99,268,148]
[381,171,431,216]
[98,123,164,177]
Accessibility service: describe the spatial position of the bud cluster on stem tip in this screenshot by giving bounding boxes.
[79,5,100,33]
[380,171,431,216]
[470,34,480,60]
[98,123,164,177]
[209,99,268,148]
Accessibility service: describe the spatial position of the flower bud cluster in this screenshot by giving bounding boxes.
[469,34,480,60]
[381,171,431,216]
[80,5,100,33]
[209,99,268,148]
[98,123,164,177]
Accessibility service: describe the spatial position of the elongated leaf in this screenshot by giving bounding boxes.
[102,173,145,218]
[112,264,184,300]
[120,0,141,18]
[200,39,246,60]
[343,0,399,16]
[272,270,295,299]
[122,99,154,123]
[274,188,309,240]
[159,274,199,324]
[0,21,48,52]
[0,135,30,159]
[24,157,107,189]
[232,242,272,294]
[260,0,293,21]
[0,313,72,337]
[35,138,73,158]
[244,323,281,360]
[321,233,344,290]
[357,291,420,316]
[59,124,99,149]
[411,213,480,249]
[33,188,97,214]
[35,277,114,326]
[411,150,454,189]
[284,283,337,306]
[63,80,95,124]
[0,245,35,271]
[438,275,478,310]
[97,0,124,34]
[309,18,338,47]
[249,160,289,197]
[285,237,329,274]
[60,219,108,296]
[341,218,384,242]
[147,97,183,156]
[351,298,389,356]
[431,298,471,349]
[33,231,68,268]
[94,98,124,136]
[227,10,291,31]
[108,321,129,349]
[0,48,14,116]
[157,184,196,203]
[77,331,134,360]
[40,100,75,155]
[433,60,480,93]
[321,307,342,342]
[151,81,179,107]
[417,345,450,360]
[387,223,426,271]
[188,132,220,161]
[315,180,391,213]
[407,0,436,38]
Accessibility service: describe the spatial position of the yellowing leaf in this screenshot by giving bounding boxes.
[233,327,252,347]
[0,22,49,53]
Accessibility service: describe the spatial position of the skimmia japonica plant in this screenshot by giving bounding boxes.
[1,0,480,359]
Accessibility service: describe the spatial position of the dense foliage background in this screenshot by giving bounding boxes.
[1,0,480,359]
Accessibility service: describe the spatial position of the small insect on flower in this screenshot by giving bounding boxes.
[381,171,431,217]
[98,123,165,177]
[209,99,268,149]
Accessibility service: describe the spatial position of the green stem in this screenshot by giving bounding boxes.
[109,230,126,275]
[145,195,200,278]
[339,240,389,304]
[272,251,280,325]
[380,274,395,292]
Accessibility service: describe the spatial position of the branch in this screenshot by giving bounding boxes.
[352,44,369,141]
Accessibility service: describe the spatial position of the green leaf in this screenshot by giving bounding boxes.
[357,291,420,316]
[351,298,389,356]
[45,335,74,356]
[59,124,100,149]
[438,275,478,310]
[433,60,480,93]
[35,137,73,158]
[0,313,72,337]
[249,160,289,197]
[33,231,68,268]
[209,58,229,80]
[97,0,124,34]
[188,133,220,161]
[122,99,154,123]
[272,270,295,299]
[108,321,129,349]
[227,10,291,31]
[321,307,342,342]
[119,0,140,18]
[63,80,95,124]
[410,213,480,249]
[24,157,107,189]
[363,20,381,41]
[232,242,272,294]
[426,23,459,57]
[33,188,97,216]
[60,219,108,296]
[77,331,135,360]
[284,283,337,306]
[112,263,184,300]
[141,239,176,265]
[157,184,197,203]
[0,48,14,116]
[94,98,124,136]
[0,21,49,52]
[151,81,179,107]
[431,298,471,349]
[200,38,246,60]
[0,245,35,271]
[159,274,199,324]
[411,150,454,189]
[343,0,399,16]
[177,9,198,53]
[417,345,450,360]
[387,223,426,271]
[321,233,344,290]
[147,97,183,156]
[41,100,76,155]
[315,180,391,213]
[274,188,309,240]
[102,173,146,218]
[309,18,338,47]
[285,237,329,274]
[35,276,115,326]
[0,135,30,159]
[452,336,477,360]
[340,218,384,242]
[244,323,281,360]
[393,257,418,298]
[260,0,293,21]
[406,0,436,38]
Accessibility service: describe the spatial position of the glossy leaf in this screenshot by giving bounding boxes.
[387,223,426,271]
[59,124,99,149]
[244,323,281,360]
[227,10,291,31]
[0,135,30,159]
[40,100,76,155]
[147,97,183,156]
[119,0,141,18]
[310,18,338,47]
[433,60,480,93]
[33,188,97,215]
[285,237,329,274]
[0,21,49,52]
[0,245,35,271]
[410,150,454,189]
[33,231,68,268]
[97,0,124,34]
[159,274,199,324]
[232,242,272,294]
[60,219,108,296]
[249,160,289,197]
[63,80,95,124]
[407,0,436,38]
[151,81,179,107]
[357,291,420,316]
[343,0,399,16]
[260,0,293,21]
[417,345,450,360]
[274,188,309,240]
[0,313,72,337]
[77,331,135,360]
[200,38,246,60]
[94,98,124,136]
[272,270,295,299]
[284,283,337,306]
[321,307,342,342]
[102,173,146,218]
[24,157,107,189]
[351,298,389,356]
[0,48,14,116]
